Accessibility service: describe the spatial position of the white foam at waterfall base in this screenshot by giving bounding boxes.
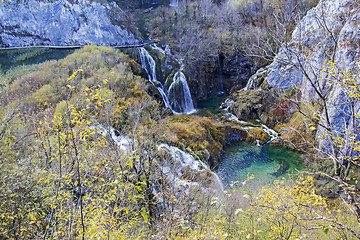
[167,71,196,114]
[139,47,196,115]
[158,144,224,192]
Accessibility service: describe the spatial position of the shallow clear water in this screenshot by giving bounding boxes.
[217,142,303,191]
[195,93,227,117]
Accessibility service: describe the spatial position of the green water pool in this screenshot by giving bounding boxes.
[217,142,303,191]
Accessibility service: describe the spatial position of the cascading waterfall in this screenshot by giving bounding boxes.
[260,122,279,143]
[220,100,279,144]
[139,47,171,109]
[169,0,179,7]
[221,70,279,144]
[242,79,253,91]
[241,67,266,91]
[91,124,133,152]
[241,75,256,91]
[139,47,196,114]
[167,71,196,114]
[217,55,224,95]
[158,144,224,192]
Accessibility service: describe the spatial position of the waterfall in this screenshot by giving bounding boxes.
[158,144,224,192]
[217,55,224,95]
[139,47,196,115]
[220,100,279,144]
[167,71,196,114]
[241,75,256,91]
[159,144,207,171]
[91,124,133,152]
[242,78,254,91]
[139,48,171,109]
[260,123,279,143]
[241,67,266,91]
[169,0,178,7]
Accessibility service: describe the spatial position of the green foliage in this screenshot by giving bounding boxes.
[0,46,359,239]
[277,61,360,238]
[0,46,160,239]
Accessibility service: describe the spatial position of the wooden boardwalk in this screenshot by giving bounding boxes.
[0,40,157,50]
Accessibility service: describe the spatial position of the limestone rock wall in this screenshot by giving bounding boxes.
[185,53,252,101]
[0,0,139,47]
[265,0,358,103]
[247,0,360,151]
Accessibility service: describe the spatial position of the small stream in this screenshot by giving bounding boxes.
[197,93,303,190]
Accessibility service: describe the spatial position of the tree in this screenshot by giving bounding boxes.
[267,0,360,228]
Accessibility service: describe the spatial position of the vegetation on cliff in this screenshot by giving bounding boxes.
[0,45,359,239]
[1,0,360,238]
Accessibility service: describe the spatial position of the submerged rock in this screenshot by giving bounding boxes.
[270,160,290,177]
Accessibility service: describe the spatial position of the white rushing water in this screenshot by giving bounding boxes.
[220,99,279,144]
[167,71,196,114]
[241,67,266,91]
[169,0,179,7]
[91,124,133,152]
[139,47,196,115]
[158,144,224,192]
[139,47,171,109]
[260,123,279,143]
[241,76,255,91]
[217,55,224,94]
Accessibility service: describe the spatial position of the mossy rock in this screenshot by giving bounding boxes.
[229,89,270,121]
[158,115,249,169]
[247,128,271,145]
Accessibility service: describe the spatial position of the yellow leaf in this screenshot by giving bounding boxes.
[29,213,36,221]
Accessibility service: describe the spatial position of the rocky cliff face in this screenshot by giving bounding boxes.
[264,0,359,101]
[241,0,360,150]
[0,0,139,47]
[185,53,252,101]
